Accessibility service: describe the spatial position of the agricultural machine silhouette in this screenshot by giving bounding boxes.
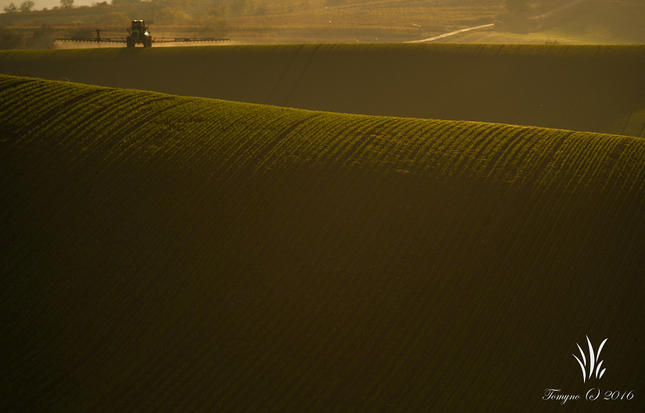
[126,20,152,47]
[55,20,229,47]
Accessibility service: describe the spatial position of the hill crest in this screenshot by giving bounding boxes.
[2,43,644,137]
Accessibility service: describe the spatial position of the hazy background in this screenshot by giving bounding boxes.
[1,0,93,10]
[1,0,644,46]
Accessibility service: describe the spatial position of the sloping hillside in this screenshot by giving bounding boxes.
[435,0,645,45]
[2,75,645,412]
[1,43,644,137]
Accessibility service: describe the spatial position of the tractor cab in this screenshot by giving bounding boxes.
[129,20,148,40]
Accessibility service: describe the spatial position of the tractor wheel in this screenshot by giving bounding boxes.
[126,37,134,48]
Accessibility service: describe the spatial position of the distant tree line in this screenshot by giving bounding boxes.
[3,1,35,13]
[1,0,142,13]
[0,25,54,49]
[3,0,76,13]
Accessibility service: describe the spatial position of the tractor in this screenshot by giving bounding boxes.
[127,20,152,48]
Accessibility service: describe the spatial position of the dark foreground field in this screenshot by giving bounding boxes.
[1,43,645,137]
[2,75,645,412]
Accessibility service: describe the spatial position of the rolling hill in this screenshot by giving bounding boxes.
[2,74,645,412]
[1,43,644,137]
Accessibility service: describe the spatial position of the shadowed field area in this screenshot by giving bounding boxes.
[2,75,645,412]
[1,43,645,137]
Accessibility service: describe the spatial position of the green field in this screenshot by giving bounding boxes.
[2,74,645,412]
[1,43,645,137]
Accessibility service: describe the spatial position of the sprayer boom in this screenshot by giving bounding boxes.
[55,20,230,47]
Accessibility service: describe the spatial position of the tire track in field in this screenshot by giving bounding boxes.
[282,44,322,107]
[265,44,306,105]
[264,44,322,107]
